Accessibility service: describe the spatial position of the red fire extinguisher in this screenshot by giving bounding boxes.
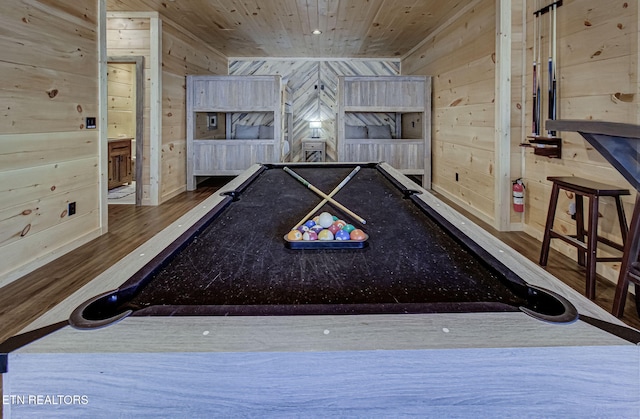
[513,178,525,213]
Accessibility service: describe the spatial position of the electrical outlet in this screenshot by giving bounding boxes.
[86,117,96,129]
[68,202,76,216]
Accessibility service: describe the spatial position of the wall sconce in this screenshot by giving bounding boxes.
[309,121,322,138]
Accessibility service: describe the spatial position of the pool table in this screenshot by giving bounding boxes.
[72,162,576,326]
[2,163,639,417]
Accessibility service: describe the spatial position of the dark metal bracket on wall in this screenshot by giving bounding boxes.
[534,0,563,16]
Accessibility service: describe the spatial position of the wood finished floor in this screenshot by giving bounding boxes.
[0,180,638,348]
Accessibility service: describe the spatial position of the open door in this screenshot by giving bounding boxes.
[106,56,144,206]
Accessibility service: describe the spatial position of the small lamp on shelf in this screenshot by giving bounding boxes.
[309,121,322,138]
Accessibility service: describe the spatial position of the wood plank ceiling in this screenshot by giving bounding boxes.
[106,0,467,58]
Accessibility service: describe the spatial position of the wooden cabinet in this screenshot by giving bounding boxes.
[108,138,133,189]
[302,139,326,162]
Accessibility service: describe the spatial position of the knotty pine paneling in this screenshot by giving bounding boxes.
[403,0,528,229]
[520,0,638,286]
[161,20,226,201]
[403,3,496,76]
[0,182,99,249]
[107,62,135,138]
[509,0,526,226]
[106,28,150,49]
[402,0,498,226]
[0,158,98,218]
[105,0,468,59]
[0,0,101,286]
[0,62,99,134]
[0,131,96,172]
[107,13,227,204]
[431,142,496,220]
[0,6,226,284]
[107,16,153,202]
[0,2,97,75]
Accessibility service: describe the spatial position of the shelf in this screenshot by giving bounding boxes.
[520,136,562,158]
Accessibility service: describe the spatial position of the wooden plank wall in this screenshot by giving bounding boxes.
[402,0,498,223]
[107,63,135,138]
[160,20,227,201]
[106,15,153,203]
[403,0,638,285]
[107,13,227,204]
[510,1,526,228]
[0,1,102,287]
[521,0,639,284]
[229,60,400,162]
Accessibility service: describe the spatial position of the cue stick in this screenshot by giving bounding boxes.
[547,1,556,136]
[532,2,539,136]
[550,1,558,134]
[283,166,367,225]
[292,166,361,229]
[535,1,542,137]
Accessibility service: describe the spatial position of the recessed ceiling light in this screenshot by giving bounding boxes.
[312,29,322,35]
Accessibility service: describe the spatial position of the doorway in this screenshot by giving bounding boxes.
[106,56,144,206]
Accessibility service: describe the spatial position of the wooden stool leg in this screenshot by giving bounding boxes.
[575,194,586,266]
[613,194,640,317]
[614,196,629,243]
[540,183,560,266]
[585,195,599,299]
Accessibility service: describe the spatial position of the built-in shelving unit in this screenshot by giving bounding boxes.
[186,75,289,190]
[337,76,432,188]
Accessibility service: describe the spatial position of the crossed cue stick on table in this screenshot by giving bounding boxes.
[283,166,367,228]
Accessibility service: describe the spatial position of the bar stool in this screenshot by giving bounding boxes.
[539,176,630,299]
[612,194,640,317]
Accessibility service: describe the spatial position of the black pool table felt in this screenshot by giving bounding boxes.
[102,166,544,317]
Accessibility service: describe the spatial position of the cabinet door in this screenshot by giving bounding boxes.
[115,150,132,184]
[108,155,115,188]
[108,140,132,188]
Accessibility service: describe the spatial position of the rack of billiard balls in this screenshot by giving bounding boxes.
[286,211,367,242]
